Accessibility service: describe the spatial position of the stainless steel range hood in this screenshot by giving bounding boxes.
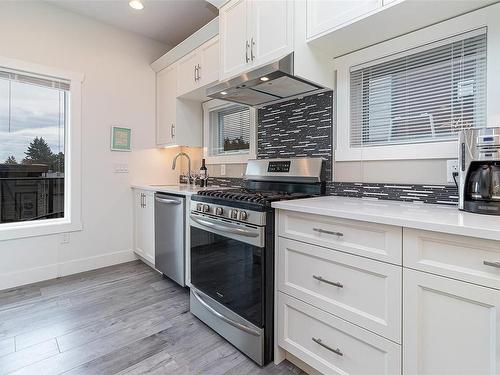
[206,53,324,107]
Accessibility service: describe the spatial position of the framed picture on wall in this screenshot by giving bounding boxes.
[110,126,131,151]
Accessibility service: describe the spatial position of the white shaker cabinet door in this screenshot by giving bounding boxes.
[156,65,176,145]
[176,50,200,97]
[404,269,500,375]
[219,0,249,80]
[250,0,293,68]
[198,36,219,87]
[306,0,382,39]
[133,190,155,265]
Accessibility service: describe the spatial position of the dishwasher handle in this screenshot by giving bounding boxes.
[155,196,182,205]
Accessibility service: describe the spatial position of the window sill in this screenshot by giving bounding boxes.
[0,218,83,241]
[335,140,458,161]
[205,153,254,165]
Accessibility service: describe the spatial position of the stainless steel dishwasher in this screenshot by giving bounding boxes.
[154,193,186,286]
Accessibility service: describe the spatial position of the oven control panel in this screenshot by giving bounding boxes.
[267,160,291,173]
[191,202,265,226]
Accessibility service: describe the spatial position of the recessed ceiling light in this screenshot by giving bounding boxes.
[129,0,144,10]
[220,91,228,95]
[260,77,269,81]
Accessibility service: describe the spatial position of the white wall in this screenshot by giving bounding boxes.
[0,2,169,290]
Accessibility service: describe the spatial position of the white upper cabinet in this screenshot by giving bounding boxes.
[306,0,382,40]
[177,50,200,97]
[219,0,250,80]
[176,36,219,97]
[250,0,293,68]
[156,64,176,145]
[156,64,203,147]
[198,36,220,87]
[219,0,293,80]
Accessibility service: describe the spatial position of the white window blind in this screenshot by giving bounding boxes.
[349,29,487,148]
[210,104,250,155]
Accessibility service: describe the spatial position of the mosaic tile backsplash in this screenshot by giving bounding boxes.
[202,91,460,206]
[327,182,459,205]
[257,91,333,180]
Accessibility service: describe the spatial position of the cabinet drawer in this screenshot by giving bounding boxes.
[278,238,401,342]
[404,228,500,290]
[278,293,401,375]
[278,210,402,264]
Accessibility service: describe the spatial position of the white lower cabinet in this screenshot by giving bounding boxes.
[278,237,401,342]
[278,292,401,375]
[133,189,155,265]
[276,209,500,375]
[403,268,500,375]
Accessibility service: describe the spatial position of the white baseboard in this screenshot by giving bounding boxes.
[0,249,137,291]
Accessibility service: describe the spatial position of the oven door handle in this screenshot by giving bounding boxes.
[192,289,261,336]
[190,215,259,237]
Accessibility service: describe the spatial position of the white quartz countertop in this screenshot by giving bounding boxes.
[272,196,500,241]
[131,184,225,196]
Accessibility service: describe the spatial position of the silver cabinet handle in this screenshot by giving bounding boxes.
[245,40,250,63]
[313,275,343,288]
[250,37,255,61]
[194,65,197,82]
[484,260,500,268]
[190,214,259,237]
[140,193,143,208]
[192,289,260,336]
[141,193,146,208]
[155,197,181,205]
[170,124,175,138]
[313,228,344,237]
[197,64,201,81]
[312,337,343,356]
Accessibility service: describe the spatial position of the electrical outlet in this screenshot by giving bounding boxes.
[447,159,459,183]
[220,164,226,176]
[61,233,70,244]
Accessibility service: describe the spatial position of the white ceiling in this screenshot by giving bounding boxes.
[48,0,218,47]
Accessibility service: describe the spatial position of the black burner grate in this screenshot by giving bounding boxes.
[197,189,312,205]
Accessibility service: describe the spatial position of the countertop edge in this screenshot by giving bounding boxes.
[131,184,199,196]
[272,197,500,242]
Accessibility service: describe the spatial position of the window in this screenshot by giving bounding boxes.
[0,56,82,240]
[0,69,68,224]
[203,99,256,164]
[335,24,490,161]
[350,31,486,148]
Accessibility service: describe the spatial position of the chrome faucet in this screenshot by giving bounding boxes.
[172,152,192,184]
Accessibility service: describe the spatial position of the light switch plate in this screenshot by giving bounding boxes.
[220,164,226,176]
[113,163,129,173]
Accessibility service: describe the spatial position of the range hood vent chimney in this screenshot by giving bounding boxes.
[206,53,324,107]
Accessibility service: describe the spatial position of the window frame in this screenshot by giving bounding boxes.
[334,7,498,162]
[0,56,83,241]
[202,99,256,164]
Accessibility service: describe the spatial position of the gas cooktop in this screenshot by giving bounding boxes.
[196,188,313,205]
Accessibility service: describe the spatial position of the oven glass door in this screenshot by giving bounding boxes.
[190,224,264,327]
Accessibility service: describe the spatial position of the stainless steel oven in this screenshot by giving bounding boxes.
[189,204,270,365]
[189,158,325,366]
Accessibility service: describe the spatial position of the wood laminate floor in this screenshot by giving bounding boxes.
[0,261,305,375]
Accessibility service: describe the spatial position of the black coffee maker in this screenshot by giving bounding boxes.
[459,128,500,215]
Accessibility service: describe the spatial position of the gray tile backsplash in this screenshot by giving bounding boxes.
[205,91,459,206]
[257,91,333,180]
